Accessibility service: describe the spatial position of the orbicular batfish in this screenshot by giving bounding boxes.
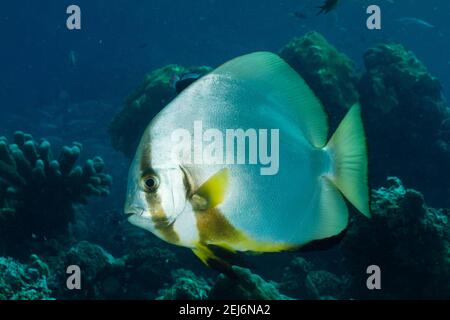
[125,52,370,271]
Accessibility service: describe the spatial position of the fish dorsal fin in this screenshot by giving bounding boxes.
[212,51,329,148]
[192,168,229,210]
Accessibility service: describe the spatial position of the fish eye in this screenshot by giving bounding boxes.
[142,174,159,192]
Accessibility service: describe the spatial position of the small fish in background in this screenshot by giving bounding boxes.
[68,50,78,67]
[316,0,340,15]
[138,43,148,49]
[170,73,203,95]
[290,10,308,20]
[396,17,435,29]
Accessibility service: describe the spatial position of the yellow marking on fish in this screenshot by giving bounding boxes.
[194,207,292,253]
[195,208,247,245]
[193,168,229,210]
[190,168,292,253]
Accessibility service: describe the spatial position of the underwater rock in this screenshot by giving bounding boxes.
[358,43,450,204]
[123,246,181,296]
[340,177,450,299]
[0,131,112,254]
[0,255,52,300]
[109,65,211,157]
[304,270,348,300]
[65,241,118,285]
[279,31,360,124]
[50,241,125,299]
[360,43,445,115]
[209,266,293,300]
[279,257,313,297]
[47,239,184,299]
[280,257,348,299]
[156,269,211,300]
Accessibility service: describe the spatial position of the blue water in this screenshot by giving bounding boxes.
[1,0,449,114]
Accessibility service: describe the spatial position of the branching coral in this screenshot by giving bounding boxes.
[0,131,112,250]
[279,31,360,125]
[340,177,450,299]
[109,65,211,157]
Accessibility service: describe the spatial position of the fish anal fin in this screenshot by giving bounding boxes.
[192,243,243,279]
[193,168,229,210]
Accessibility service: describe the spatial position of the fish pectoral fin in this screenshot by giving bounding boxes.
[192,168,229,210]
[192,243,249,278]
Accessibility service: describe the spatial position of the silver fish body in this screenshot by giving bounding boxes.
[125,52,370,267]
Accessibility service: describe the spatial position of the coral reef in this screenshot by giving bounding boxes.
[50,241,125,299]
[48,241,184,299]
[358,43,450,205]
[304,270,348,300]
[0,131,112,254]
[340,177,450,299]
[279,31,360,125]
[122,246,181,298]
[157,269,211,300]
[209,266,292,300]
[109,65,211,156]
[280,257,348,299]
[360,43,446,116]
[0,255,52,300]
[279,257,313,297]
[2,33,449,301]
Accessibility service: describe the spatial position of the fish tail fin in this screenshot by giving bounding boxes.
[324,104,370,218]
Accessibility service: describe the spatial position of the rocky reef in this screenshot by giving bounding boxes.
[109,65,211,157]
[280,257,348,300]
[209,266,292,300]
[157,269,211,300]
[47,240,184,299]
[340,177,450,299]
[279,31,360,125]
[0,255,52,300]
[358,43,450,205]
[2,32,449,301]
[360,43,446,116]
[0,131,112,255]
[1,177,447,300]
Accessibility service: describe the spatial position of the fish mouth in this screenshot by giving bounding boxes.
[124,206,145,219]
[124,212,135,219]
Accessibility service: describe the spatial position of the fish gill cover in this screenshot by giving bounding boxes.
[0,0,449,301]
